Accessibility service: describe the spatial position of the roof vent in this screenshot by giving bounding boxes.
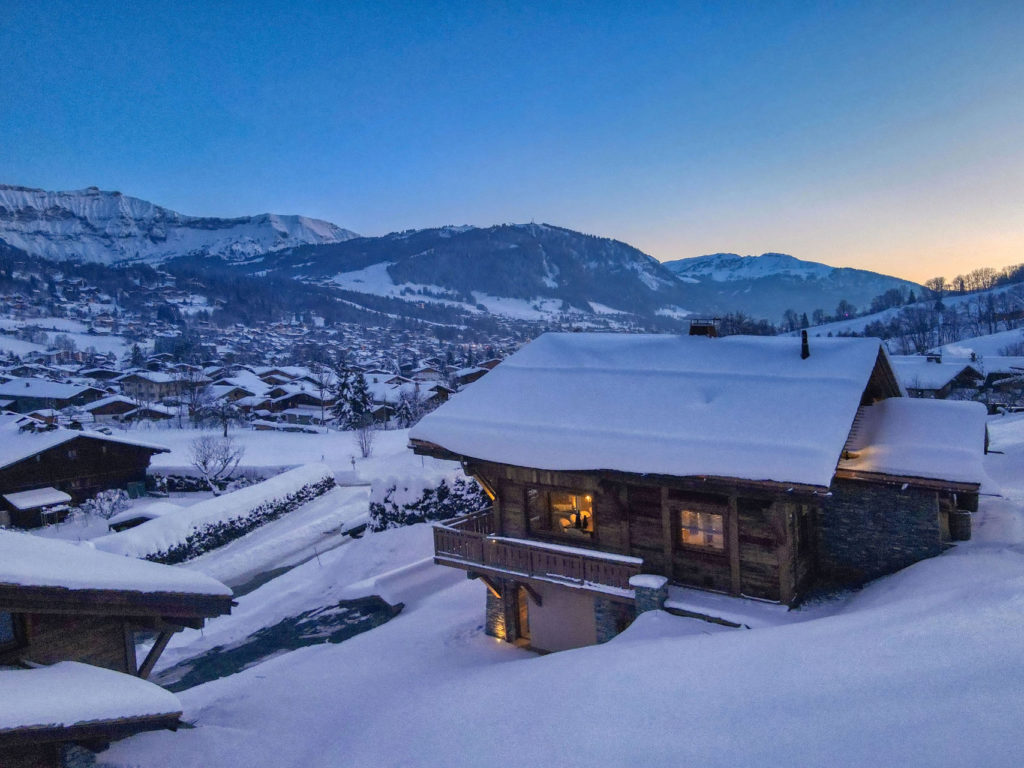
[801,330,810,359]
[688,318,720,337]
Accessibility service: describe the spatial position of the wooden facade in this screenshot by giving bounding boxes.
[0,580,231,767]
[458,459,816,604]
[0,435,166,527]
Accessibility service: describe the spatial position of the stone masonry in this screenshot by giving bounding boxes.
[819,479,942,584]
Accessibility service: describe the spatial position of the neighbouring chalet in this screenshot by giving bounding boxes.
[0,415,169,527]
[0,378,106,413]
[411,332,988,653]
[0,528,233,767]
[115,371,182,402]
[890,355,985,399]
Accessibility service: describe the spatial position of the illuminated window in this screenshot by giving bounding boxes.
[679,508,724,550]
[527,488,594,539]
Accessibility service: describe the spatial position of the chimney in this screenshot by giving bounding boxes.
[688,318,720,337]
[801,330,810,359]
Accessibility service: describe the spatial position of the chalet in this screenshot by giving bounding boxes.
[0,378,105,413]
[82,395,139,423]
[0,416,169,527]
[0,529,232,767]
[116,371,182,402]
[453,366,489,388]
[411,332,987,653]
[890,355,984,399]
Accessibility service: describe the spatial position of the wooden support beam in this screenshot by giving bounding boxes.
[520,582,543,607]
[661,487,674,579]
[728,495,741,596]
[137,630,175,679]
[477,574,503,600]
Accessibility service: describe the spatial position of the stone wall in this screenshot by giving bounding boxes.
[819,479,941,584]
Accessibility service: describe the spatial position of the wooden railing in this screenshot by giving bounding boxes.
[433,509,642,591]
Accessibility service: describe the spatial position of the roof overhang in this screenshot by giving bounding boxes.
[0,583,233,621]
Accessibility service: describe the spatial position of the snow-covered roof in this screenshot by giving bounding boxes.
[890,357,981,391]
[0,661,182,734]
[0,377,97,399]
[116,370,179,384]
[0,413,169,469]
[3,487,71,510]
[411,332,888,488]
[0,528,231,596]
[837,398,987,486]
[82,394,137,411]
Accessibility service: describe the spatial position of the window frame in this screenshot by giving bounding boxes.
[525,485,598,543]
[672,497,728,554]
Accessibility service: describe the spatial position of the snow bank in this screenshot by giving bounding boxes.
[94,464,336,563]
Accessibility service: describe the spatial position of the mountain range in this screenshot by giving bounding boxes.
[0,184,922,322]
[0,184,358,264]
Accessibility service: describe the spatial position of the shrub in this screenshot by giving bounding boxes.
[369,477,488,532]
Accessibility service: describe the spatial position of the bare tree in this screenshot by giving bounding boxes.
[201,399,242,437]
[309,362,334,426]
[354,423,375,458]
[181,366,213,427]
[189,436,245,494]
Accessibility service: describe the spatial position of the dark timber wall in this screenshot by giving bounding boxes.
[470,461,801,604]
[0,436,158,516]
[0,613,136,674]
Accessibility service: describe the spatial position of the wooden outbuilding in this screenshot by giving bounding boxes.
[0,529,232,766]
[0,415,168,527]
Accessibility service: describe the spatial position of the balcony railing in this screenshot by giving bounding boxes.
[433,509,643,592]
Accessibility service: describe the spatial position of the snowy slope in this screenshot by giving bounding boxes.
[662,252,922,321]
[0,184,359,264]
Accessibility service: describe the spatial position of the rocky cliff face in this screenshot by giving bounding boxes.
[0,185,359,264]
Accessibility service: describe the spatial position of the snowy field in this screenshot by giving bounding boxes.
[0,314,132,356]
[94,416,1024,767]
[128,425,457,484]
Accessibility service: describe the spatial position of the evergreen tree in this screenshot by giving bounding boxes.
[346,372,374,428]
[330,370,352,423]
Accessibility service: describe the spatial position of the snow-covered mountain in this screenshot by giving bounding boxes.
[662,252,922,320]
[0,185,359,265]
[253,222,692,320]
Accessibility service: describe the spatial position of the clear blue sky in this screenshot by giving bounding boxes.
[1,1,1022,281]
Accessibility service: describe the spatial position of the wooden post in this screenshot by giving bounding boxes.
[661,487,674,579]
[728,495,741,595]
[777,502,796,604]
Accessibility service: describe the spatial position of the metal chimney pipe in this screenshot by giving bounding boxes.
[801,330,810,359]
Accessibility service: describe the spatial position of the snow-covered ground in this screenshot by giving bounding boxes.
[96,415,1024,767]
[130,425,457,483]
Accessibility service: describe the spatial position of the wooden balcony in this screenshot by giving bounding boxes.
[433,509,643,594]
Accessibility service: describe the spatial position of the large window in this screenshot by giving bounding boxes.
[526,488,594,540]
[679,508,725,550]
